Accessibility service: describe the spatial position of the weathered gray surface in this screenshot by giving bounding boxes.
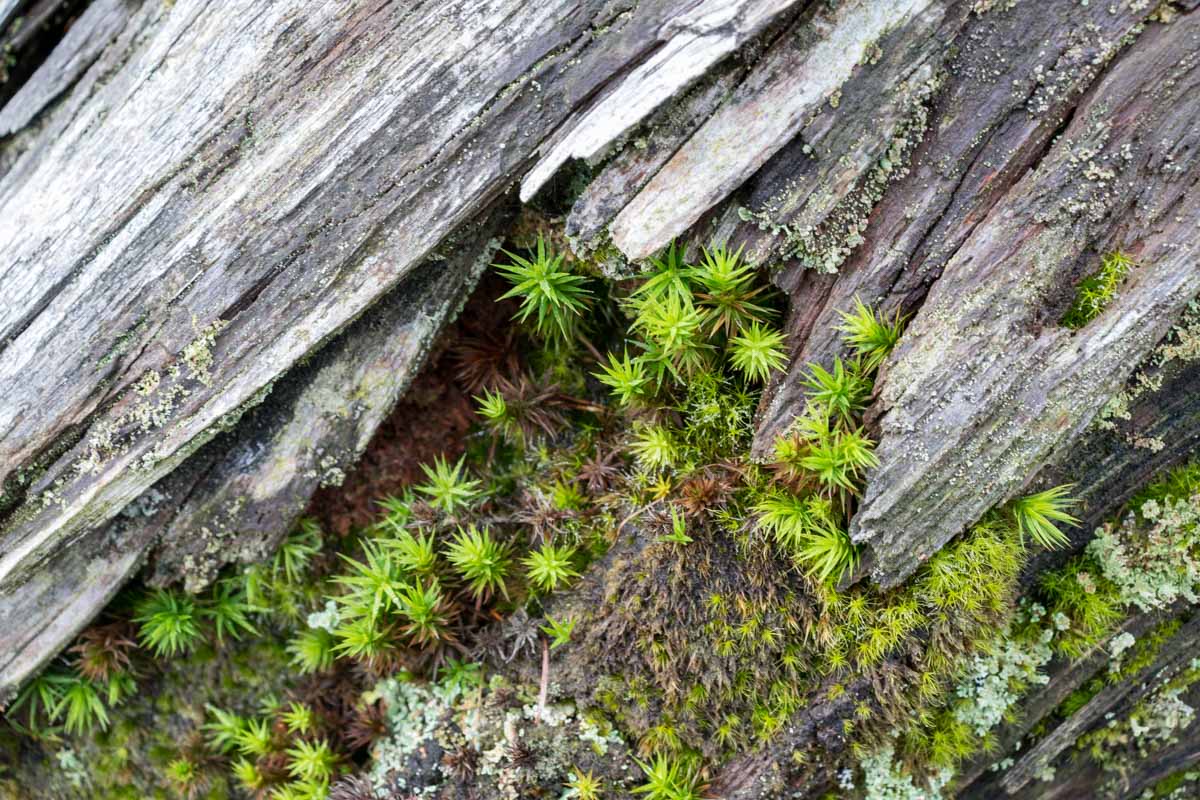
[0,0,132,136]
[0,0,804,699]
[609,0,948,261]
[521,0,802,204]
[956,609,1200,800]
[0,0,21,31]
[566,53,749,251]
[749,0,1156,454]
[2,0,1200,794]
[849,9,1200,587]
[0,219,500,702]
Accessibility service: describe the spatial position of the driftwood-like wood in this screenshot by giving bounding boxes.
[0,0,132,137]
[0,213,500,702]
[954,610,1200,799]
[749,0,1158,455]
[847,10,1200,587]
[0,0,806,702]
[2,0,1200,795]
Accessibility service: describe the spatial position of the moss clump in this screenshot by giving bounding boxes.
[1062,251,1136,329]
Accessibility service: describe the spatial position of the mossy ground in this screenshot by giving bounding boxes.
[2,215,1197,800]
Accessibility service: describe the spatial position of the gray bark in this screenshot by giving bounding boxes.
[1,1,1200,797]
[0,0,804,703]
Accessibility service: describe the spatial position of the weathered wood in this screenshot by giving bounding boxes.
[749,0,1156,457]
[0,213,501,702]
[2,0,1200,794]
[849,10,1200,587]
[0,0,808,696]
[566,54,748,251]
[0,0,21,32]
[608,0,948,261]
[996,612,1200,797]
[0,0,131,136]
[520,0,800,204]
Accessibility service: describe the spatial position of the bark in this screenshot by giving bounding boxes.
[1,0,1200,797]
[0,0,803,701]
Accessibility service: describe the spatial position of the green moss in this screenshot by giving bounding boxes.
[1062,251,1135,329]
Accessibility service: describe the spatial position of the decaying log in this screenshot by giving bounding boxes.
[0,0,806,700]
[954,609,1200,799]
[0,214,500,701]
[0,0,130,137]
[848,10,1200,587]
[2,0,1200,795]
[999,612,1197,795]
[749,0,1157,453]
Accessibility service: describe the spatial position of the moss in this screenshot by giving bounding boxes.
[1062,251,1136,329]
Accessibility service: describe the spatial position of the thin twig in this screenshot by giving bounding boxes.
[535,637,550,723]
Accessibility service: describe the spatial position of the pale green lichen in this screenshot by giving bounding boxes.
[736,73,941,275]
[952,603,1056,737]
[1088,496,1200,612]
[860,744,952,800]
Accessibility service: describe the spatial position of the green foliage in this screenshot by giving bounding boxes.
[631,423,680,471]
[395,580,452,646]
[203,705,247,754]
[797,421,879,494]
[541,614,577,649]
[446,524,511,600]
[691,244,771,337]
[282,702,315,735]
[134,589,203,658]
[837,296,907,371]
[287,628,336,674]
[233,717,273,757]
[1039,556,1123,658]
[754,491,817,550]
[53,675,110,735]
[523,543,580,593]
[165,757,199,791]
[9,670,71,732]
[417,454,483,515]
[334,539,406,623]
[801,358,871,425]
[916,516,1023,616]
[332,616,392,664]
[232,758,266,793]
[565,768,604,799]
[634,241,693,304]
[275,518,322,585]
[202,578,259,644]
[387,528,439,576]
[594,349,650,405]
[1062,251,1135,329]
[475,387,515,439]
[496,235,592,341]
[1130,458,1200,510]
[632,292,713,385]
[657,506,693,545]
[744,302,899,582]
[633,753,704,800]
[286,738,338,782]
[1008,484,1079,549]
[795,526,859,584]
[728,322,788,383]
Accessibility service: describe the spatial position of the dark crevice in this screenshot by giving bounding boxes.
[0,0,89,114]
